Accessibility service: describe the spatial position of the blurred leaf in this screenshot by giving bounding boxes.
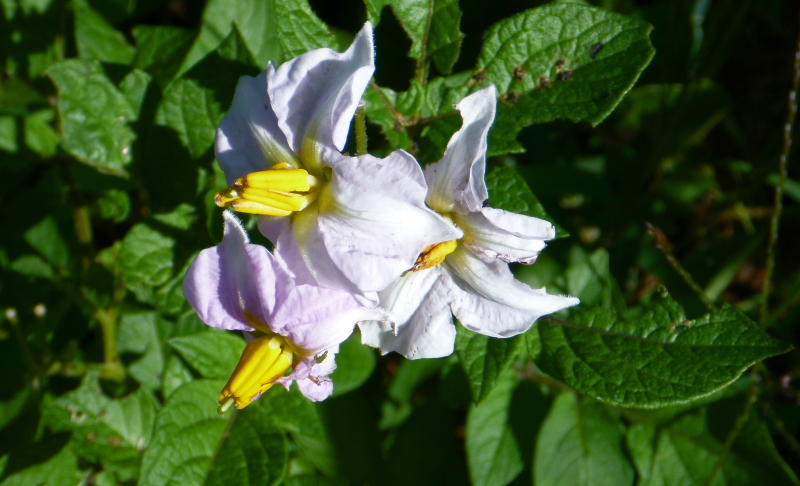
[478,3,655,154]
[456,325,523,403]
[0,443,83,486]
[380,357,446,429]
[534,392,634,486]
[133,25,196,89]
[330,332,376,396]
[23,109,59,157]
[9,254,55,280]
[156,26,257,159]
[162,354,195,399]
[627,407,800,486]
[118,312,167,390]
[532,289,792,408]
[767,172,800,204]
[484,164,567,238]
[182,0,334,73]
[365,0,464,74]
[169,329,245,379]
[465,372,523,486]
[23,216,68,268]
[73,0,135,65]
[47,60,140,176]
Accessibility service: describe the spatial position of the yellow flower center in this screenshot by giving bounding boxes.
[217,332,297,413]
[407,240,458,273]
[215,162,320,216]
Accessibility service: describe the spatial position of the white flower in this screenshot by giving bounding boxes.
[183,211,392,408]
[214,23,460,296]
[359,86,579,359]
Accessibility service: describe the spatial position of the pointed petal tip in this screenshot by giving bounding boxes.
[222,210,250,244]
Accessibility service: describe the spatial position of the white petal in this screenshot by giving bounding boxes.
[268,22,374,160]
[316,150,462,293]
[446,245,579,337]
[456,207,555,264]
[359,268,456,359]
[424,86,496,214]
[215,65,298,185]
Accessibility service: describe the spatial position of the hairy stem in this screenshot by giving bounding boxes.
[760,13,800,326]
[645,222,714,310]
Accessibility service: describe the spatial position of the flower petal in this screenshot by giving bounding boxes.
[316,150,462,293]
[456,207,555,264]
[183,211,293,331]
[271,282,390,356]
[446,245,579,337]
[297,375,333,401]
[268,22,374,161]
[215,65,298,185]
[424,86,496,214]
[359,268,456,359]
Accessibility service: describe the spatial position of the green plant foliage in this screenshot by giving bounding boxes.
[533,289,791,408]
[455,324,523,402]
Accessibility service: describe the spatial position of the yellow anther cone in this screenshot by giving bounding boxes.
[214,162,319,217]
[409,240,459,273]
[218,335,294,411]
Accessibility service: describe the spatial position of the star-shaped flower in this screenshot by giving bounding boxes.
[214,23,460,296]
[360,86,579,359]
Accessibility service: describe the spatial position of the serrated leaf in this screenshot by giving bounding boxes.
[456,325,523,402]
[47,60,138,175]
[484,164,567,238]
[169,329,245,379]
[366,0,464,74]
[133,26,197,89]
[156,26,258,159]
[627,408,800,486]
[73,0,135,65]
[465,372,523,486]
[119,222,175,288]
[330,332,376,396]
[534,392,634,486]
[533,289,792,408]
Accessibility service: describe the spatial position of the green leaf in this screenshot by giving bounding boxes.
[169,329,245,379]
[119,222,175,289]
[73,0,135,65]
[479,4,654,153]
[532,289,793,408]
[365,0,464,74]
[626,408,800,486]
[23,216,69,268]
[182,0,334,73]
[46,60,138,175]
[330,332,376,396]
[465,372,523,486]
[379,357,447,429]
[133,26,197,89]
[484,164,567,238]
[0,444,83,486]
[156,26,257,159]
[9,254,55,280]
[455,324,523,403]
[534,392,634,486]
[162,354,195,399]
[118,312,168,391]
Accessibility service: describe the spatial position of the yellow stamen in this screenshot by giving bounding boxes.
[408,240,459,273]
[215,162,319,216]
[218,334,296,411]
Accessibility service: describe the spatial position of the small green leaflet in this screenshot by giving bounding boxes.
[455,325,523,403]
[532,289,792,408]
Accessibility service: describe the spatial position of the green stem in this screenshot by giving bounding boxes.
[355,101,368,156]
[645,222,714,310]
[760,14,800,326]
[93,282,126,382]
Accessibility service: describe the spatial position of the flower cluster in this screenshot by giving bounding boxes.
[183,23,578,410]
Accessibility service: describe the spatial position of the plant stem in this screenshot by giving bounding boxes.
[93,282,126,381]
[355,100,368,156]
[645,222,714,310]
[759,13,800,326]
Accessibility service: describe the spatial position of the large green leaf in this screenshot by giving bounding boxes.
[465,372,523,486]
[133,26,197,89]
[73,0,135,65]
[330,332,376,396]
[532,289,792,408]
[534,392,634,486]
[119,222,176,289]
[140,379,289,486]
[47,60,142,175]
[365,0,464,74]
[455,325,523,403]
[0,444,83,486]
